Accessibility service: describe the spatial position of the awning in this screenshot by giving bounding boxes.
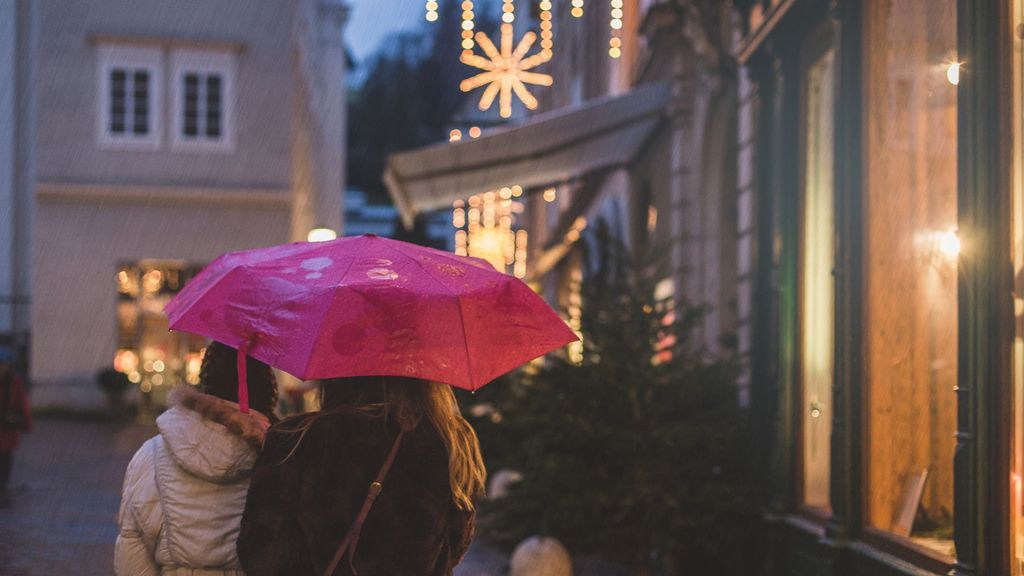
[384,82,671,227]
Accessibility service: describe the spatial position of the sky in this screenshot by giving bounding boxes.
[345,0,424,70]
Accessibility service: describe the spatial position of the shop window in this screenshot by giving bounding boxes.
[864,0,957,559]
[1012,1,1024,572]
[115,262,206,406]
[798,34,835,512]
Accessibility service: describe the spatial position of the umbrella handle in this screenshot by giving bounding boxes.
[237,339,250,414]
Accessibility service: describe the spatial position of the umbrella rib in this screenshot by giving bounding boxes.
[301,237,365,379]
[393,249,476,390]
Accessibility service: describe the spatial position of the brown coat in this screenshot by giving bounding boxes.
[237,410,475,576]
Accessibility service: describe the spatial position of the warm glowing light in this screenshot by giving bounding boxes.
[152,374,164,386]
[571,6,584,17]
[511,185,523,197]
[939,230,961,258]
[543,187,557,202]
[468,126,482,138]
[449,129,463,142]
[307,228,337,242]
[153,359,165,373]
[609,47,621,58]
[609,37,621,48]
[460,0,476,50]
[460,23,553,118]
[499,187,513,200]
[946,62,961,85]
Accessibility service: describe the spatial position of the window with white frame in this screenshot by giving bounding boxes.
[97,45,162,148]
[171,50,235,151]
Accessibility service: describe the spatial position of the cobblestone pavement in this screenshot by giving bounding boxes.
[0,417,507,576]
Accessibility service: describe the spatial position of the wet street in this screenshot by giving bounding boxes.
[0,417,506,576]
[0,418,156,575]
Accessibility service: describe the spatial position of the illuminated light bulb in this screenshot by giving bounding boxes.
[463,10,474,19]
[610,37,621,47]
[609,46,621,58]
[469,126,482,138]
[462,0,473,9]
[543,187,557,202]
[947,62,961,86]
[611,8,622,18]
[502,11,515,22]
[610,18,622,29]
[307,228,337,242]
[462,19,474,30]
[571,6,583,16]
[939,230,961,258]
[449,129,462,142]
[462,39,474,50]
[511,185,523,197]
[426,10,438,21]
[499,187,513,200]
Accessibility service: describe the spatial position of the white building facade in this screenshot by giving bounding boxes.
[28,0,348,408]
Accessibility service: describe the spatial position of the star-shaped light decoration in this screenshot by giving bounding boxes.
[460,24,553,119]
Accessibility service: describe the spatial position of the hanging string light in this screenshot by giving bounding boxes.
[502,0,515,23]
[425,0,439,22]
[609,0,623,58]
[571,0,585,18]
[538,0,554,59]
[461,0,475,55]
[453,190,527,275]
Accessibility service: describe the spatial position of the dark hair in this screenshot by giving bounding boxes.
[199,341,279,421]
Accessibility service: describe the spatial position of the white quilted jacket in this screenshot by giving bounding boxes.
[115,388,269,576]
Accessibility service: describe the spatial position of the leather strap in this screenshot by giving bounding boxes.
[323,429,406,576]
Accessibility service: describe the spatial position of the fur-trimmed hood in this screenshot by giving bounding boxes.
[155,387,271,484]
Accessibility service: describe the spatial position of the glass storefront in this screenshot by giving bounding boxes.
[115,261,206,405]
[798,28,836,512]
[863,0,957,557]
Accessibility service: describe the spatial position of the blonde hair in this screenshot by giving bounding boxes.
[283,376,486,511]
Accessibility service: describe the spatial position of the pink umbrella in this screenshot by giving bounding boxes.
[165,234,578,412]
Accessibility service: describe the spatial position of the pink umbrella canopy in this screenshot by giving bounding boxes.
[165,234,578,410]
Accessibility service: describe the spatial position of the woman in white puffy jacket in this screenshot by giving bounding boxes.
[115,342,278,576]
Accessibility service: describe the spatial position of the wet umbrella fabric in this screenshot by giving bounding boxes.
[164,234,578,411]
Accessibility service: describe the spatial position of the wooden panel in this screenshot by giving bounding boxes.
[863,0,958,553]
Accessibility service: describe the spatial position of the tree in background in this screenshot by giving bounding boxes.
[347,0,498,205]
[472,224,756,576]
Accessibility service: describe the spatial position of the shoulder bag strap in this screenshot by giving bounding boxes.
[322,429,406,576]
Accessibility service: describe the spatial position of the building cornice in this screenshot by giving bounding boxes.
[35,182,291,209]
[88,33,246,54]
